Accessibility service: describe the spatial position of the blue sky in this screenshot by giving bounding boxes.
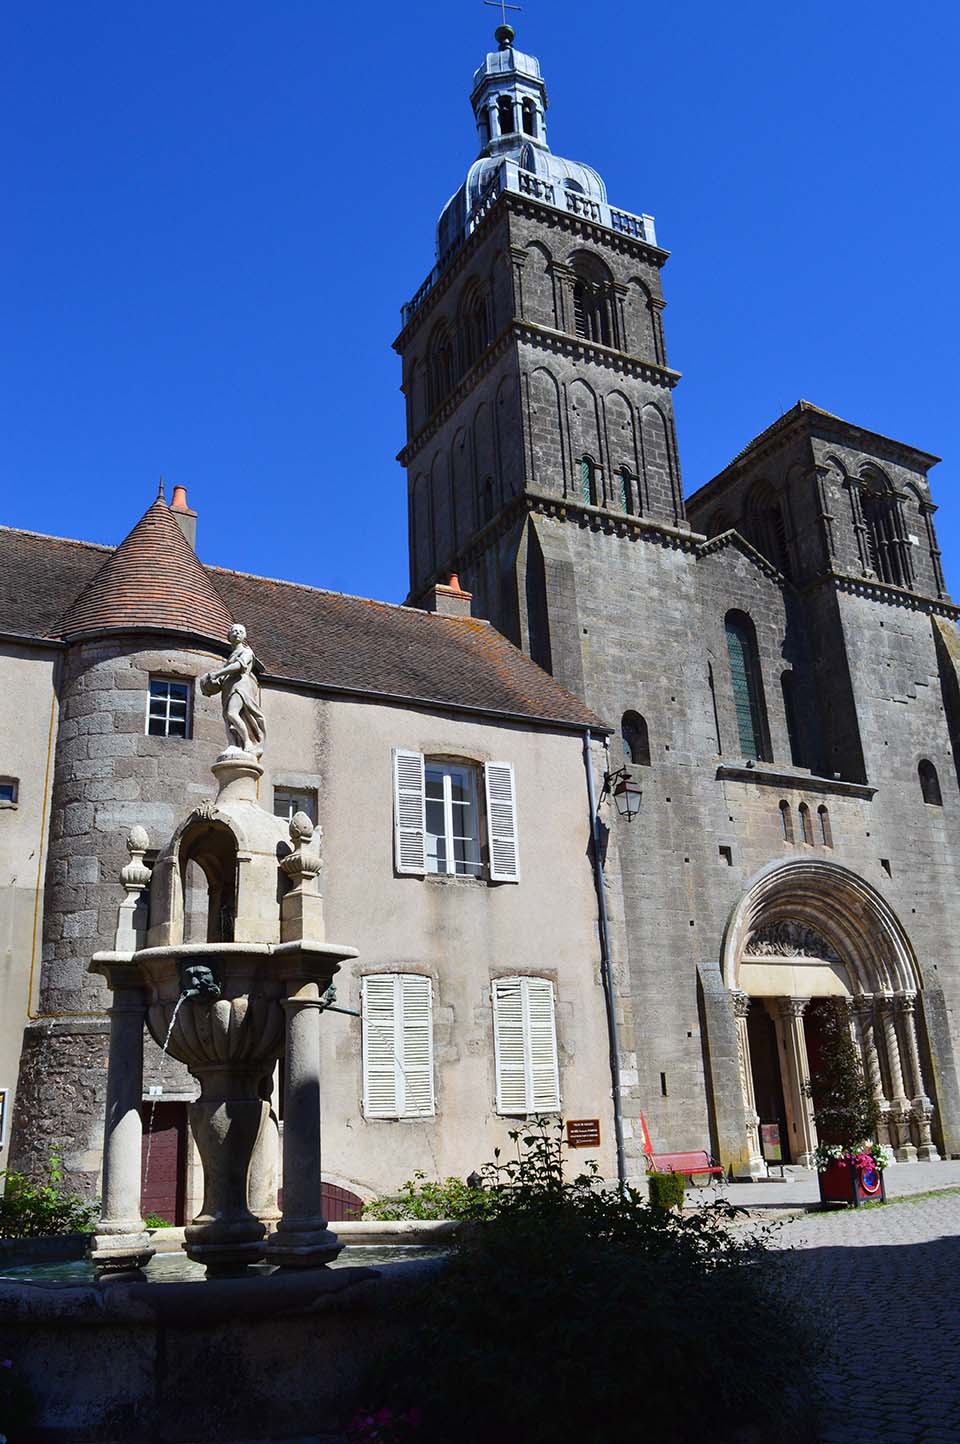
[3,1,959,603]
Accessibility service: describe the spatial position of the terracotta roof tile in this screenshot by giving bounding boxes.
[58,496,234,642]
[0,518,607,732]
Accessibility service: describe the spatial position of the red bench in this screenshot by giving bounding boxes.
[644,1149,724,1184]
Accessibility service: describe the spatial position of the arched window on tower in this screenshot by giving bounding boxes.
[570,253,614,347]
[521,98,537,137]
[478,109,490,145]
[497,95,516,136]
[580,456,598,507]
[919,759,943,806]
[459,283,491,372]
[724,610,769,762]
[621,711,651,766]
[427,322,455,413]
[745,482,791,578]
[861,469,911,588]
[779,800,794,843]
[481,476,494,524]
[618,468,634,515]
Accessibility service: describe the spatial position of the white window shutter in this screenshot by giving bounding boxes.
[400,975,435,1117]
[362,976,400,1118]
[393,749,427,875]
[525,977,561,1113]
[485,761,520,882]
[493,978,529,1114]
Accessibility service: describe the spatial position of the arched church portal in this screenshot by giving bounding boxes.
[721,860,939,1175]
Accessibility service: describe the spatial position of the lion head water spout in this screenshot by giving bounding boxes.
[89,624,358,1277]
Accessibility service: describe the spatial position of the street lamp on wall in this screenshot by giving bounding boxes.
[601,767,642,820]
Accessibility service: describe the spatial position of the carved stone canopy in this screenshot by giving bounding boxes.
[744,920,841,964]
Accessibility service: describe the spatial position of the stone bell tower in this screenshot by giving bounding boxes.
[396,23,685,696]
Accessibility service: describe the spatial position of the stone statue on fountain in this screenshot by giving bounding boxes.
[200,622,266,758]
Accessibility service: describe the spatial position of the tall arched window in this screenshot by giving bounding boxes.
[779,800,794,843]
[521,98,537,137]
[861,470,910,588]
[724,611,768,761]
[497,95,515,136]
[481,476,494,524]
[459,283,491,372]
[621,711,650,766]
[570,254,614,346]
[818,805,832,847]
[580,456,598,507]
[427,322,454,413]
[799,802,813,844]
[919,759,943,806]
[745,481,791,578]
[618,468,633,515]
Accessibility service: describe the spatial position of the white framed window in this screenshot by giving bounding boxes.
[147,678,191,738]
[426,761,481,876]
[392,750,519,882]
[492,976,561,1115]
[361,974,435,1119]
[0,778,18,807]
[273,787,318,824]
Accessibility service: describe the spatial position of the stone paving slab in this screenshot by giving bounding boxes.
[683,1158,960,1213]
[768,1191,960,1442]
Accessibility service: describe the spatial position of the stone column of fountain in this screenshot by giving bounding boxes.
[90,624,358,1276]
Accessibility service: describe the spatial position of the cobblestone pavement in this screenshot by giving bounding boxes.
[766,1190,960,1443]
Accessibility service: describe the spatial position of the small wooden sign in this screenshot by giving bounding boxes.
[760,1123,782,1162]
[566,1118,601,1148]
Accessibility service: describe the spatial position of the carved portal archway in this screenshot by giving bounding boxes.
[721,861,938,1175]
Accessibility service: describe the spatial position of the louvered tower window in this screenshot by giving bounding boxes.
[492,976,560,1115]
[618,468,633,515]
[724,612,768,761]
[361,974,435,1119]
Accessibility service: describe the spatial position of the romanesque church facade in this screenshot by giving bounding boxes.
[1,28,959,1213]
[395,25,960,1174]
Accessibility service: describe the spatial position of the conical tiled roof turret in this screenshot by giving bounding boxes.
[59,492,234,642]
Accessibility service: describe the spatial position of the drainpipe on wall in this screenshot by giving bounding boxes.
[583,729,627,1190]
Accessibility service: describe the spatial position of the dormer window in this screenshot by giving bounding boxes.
[497,95,515,135]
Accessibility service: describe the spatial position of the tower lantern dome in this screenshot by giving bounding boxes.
[435,28,611,264]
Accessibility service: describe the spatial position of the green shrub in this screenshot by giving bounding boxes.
[0,1156,97,1240]
[362,1170,496,1222]
[143,1213,173,1229]
[357,1119,817,1444]
[647,1169,686,1209]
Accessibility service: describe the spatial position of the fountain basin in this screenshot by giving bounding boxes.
[0,1256,445,1443]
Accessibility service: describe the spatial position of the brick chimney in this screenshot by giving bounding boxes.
[170,485,198,550]
[428,573,473,619]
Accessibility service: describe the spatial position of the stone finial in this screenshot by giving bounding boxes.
[115,825,151,951]
[280,813,324,943]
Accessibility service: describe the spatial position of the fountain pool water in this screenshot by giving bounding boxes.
[0,1243,447,1286]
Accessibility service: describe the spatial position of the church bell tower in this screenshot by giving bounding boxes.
[395,23,685,695]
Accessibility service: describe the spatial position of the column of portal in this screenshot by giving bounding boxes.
[776,998,818,1167]
[852,993,890,1147]
[896,992,940,1161]
[879,993,917,1162]
[732,991,766,1178]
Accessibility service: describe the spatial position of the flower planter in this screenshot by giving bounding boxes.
[817,1157,887,1208]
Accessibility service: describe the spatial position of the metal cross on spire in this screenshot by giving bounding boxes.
[484,0,522,27]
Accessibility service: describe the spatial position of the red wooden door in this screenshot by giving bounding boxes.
[141,1102,188,1225]
[321,1182,363,1222]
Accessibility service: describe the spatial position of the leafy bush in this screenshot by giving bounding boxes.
[647,1169,686,1209]
[362,1170,496,1222]
[358,1120,817,1444]
[0,1157,97,1240]
[143,1213,173,1229]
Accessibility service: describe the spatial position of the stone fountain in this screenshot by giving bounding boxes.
[89,623,358,1275]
